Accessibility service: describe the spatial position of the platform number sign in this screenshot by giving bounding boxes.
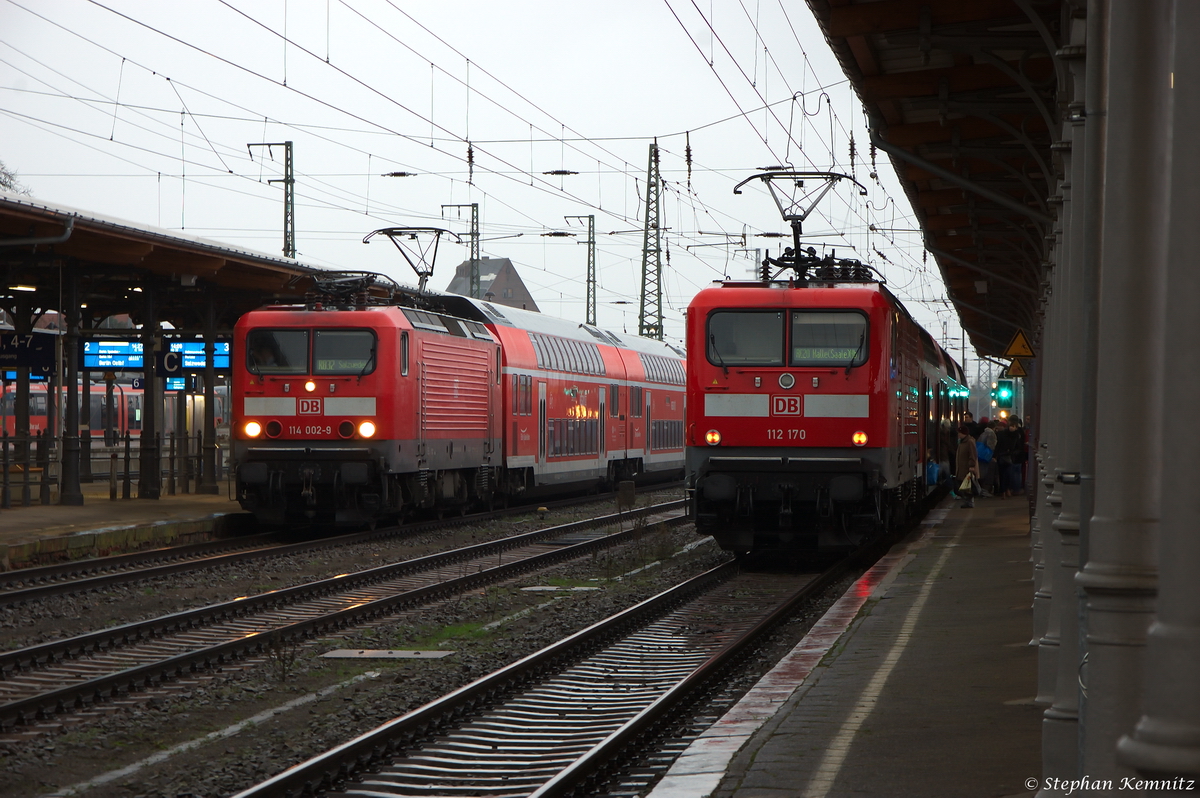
[299,398,323,415]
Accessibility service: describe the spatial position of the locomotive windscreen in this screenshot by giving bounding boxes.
[247,329,308,374]
[790,311,868,367]
[314,330,376,374]
[707,311,784,365]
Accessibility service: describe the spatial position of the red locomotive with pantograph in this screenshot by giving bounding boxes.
[232,274,684,526]
[686,175,967,554]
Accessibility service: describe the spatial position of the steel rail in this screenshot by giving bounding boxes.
[0,502,686,730]
[0,484,680,606]
[0,532,280,592]
[228,560,741,798]
[229,500,910,798]
[531,538,874,797]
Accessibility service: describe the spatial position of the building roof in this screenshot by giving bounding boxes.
[0,190,325,331]
[443,256,541,313]
[804,0,1063,355]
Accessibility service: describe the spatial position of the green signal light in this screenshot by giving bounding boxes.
[996,379,1014,408]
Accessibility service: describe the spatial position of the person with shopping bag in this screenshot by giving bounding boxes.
[955,424,981,509]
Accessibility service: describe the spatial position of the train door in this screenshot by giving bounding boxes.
[537,381,547,465]
[645,389,651,456]
[891,314,902,455]
[487,346,498,455]
[920,375,931,477]
[599,386,607,459]
[614,384,626,455]
[418,360,427,459]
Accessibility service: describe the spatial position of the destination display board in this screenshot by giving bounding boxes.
[168,340,231,369]
[82,339,143,369]
[80,340,231,372]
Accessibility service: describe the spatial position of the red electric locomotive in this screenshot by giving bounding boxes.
[685,251,967,554]
[232,275,685,526]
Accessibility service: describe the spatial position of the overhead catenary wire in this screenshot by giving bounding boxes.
[1,0,958,345]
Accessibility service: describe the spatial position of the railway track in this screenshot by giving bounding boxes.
[0,485,679,607]
[0,500,687,733]
[229,554,856,798]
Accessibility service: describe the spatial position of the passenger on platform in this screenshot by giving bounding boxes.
[977,419,998,497]
[1009,416,1028,495]
[955,425,980,508]
[963,411,982,439]
[994,419,1017,499]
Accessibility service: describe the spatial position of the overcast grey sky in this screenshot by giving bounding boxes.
[0,0,961,351]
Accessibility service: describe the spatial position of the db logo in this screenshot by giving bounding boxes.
[299,398,323,415]
[772,396,802,416]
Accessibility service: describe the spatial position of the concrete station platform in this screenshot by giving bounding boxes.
[0,479,248,570]
[649,497,1041,798]
[2,478,1043,796]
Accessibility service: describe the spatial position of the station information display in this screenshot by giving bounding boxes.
[82,339,143,369]
[169,340,231,369]
[81,340,230,371]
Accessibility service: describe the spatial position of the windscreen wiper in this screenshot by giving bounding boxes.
[709,333,729,376]
[356,348,376,381]
[845,331,864,375]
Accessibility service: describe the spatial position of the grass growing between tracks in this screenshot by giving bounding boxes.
[394,620,494,650]
[0,516,715,798]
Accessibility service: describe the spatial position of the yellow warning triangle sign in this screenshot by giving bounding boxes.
[1003,329,1035,359]
[1005,358,1028,378]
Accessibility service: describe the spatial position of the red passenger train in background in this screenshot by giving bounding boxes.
[686,248,968,555]
[232,275,685,526]
[2,381,227,442]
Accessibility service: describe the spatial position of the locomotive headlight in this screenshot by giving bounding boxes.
[244,420,263,438]
[705,429,722,446]
[852,431,868,446]
[304,380,317,392]
[358,420,377,438]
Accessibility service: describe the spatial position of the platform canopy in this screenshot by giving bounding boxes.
[806,0,1064,355]
[0,191,324,331]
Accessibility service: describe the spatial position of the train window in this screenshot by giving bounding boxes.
[707,311,784,366]
[480,302,512,324]
[402,309,449,333]
[443,317,469,337]
[127,395,142,430]
[314,330,376,375]
[639,353,685,386]
[789,311,869,368]
[247,329,309,374]
[401,331,409,377]
[559,339,573,372]
[530,335,545,369]
[630,386,643,418]
[467,321,494,340]
[550,337,567,371]
[610,384,619,417]
[564,339,578,371]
